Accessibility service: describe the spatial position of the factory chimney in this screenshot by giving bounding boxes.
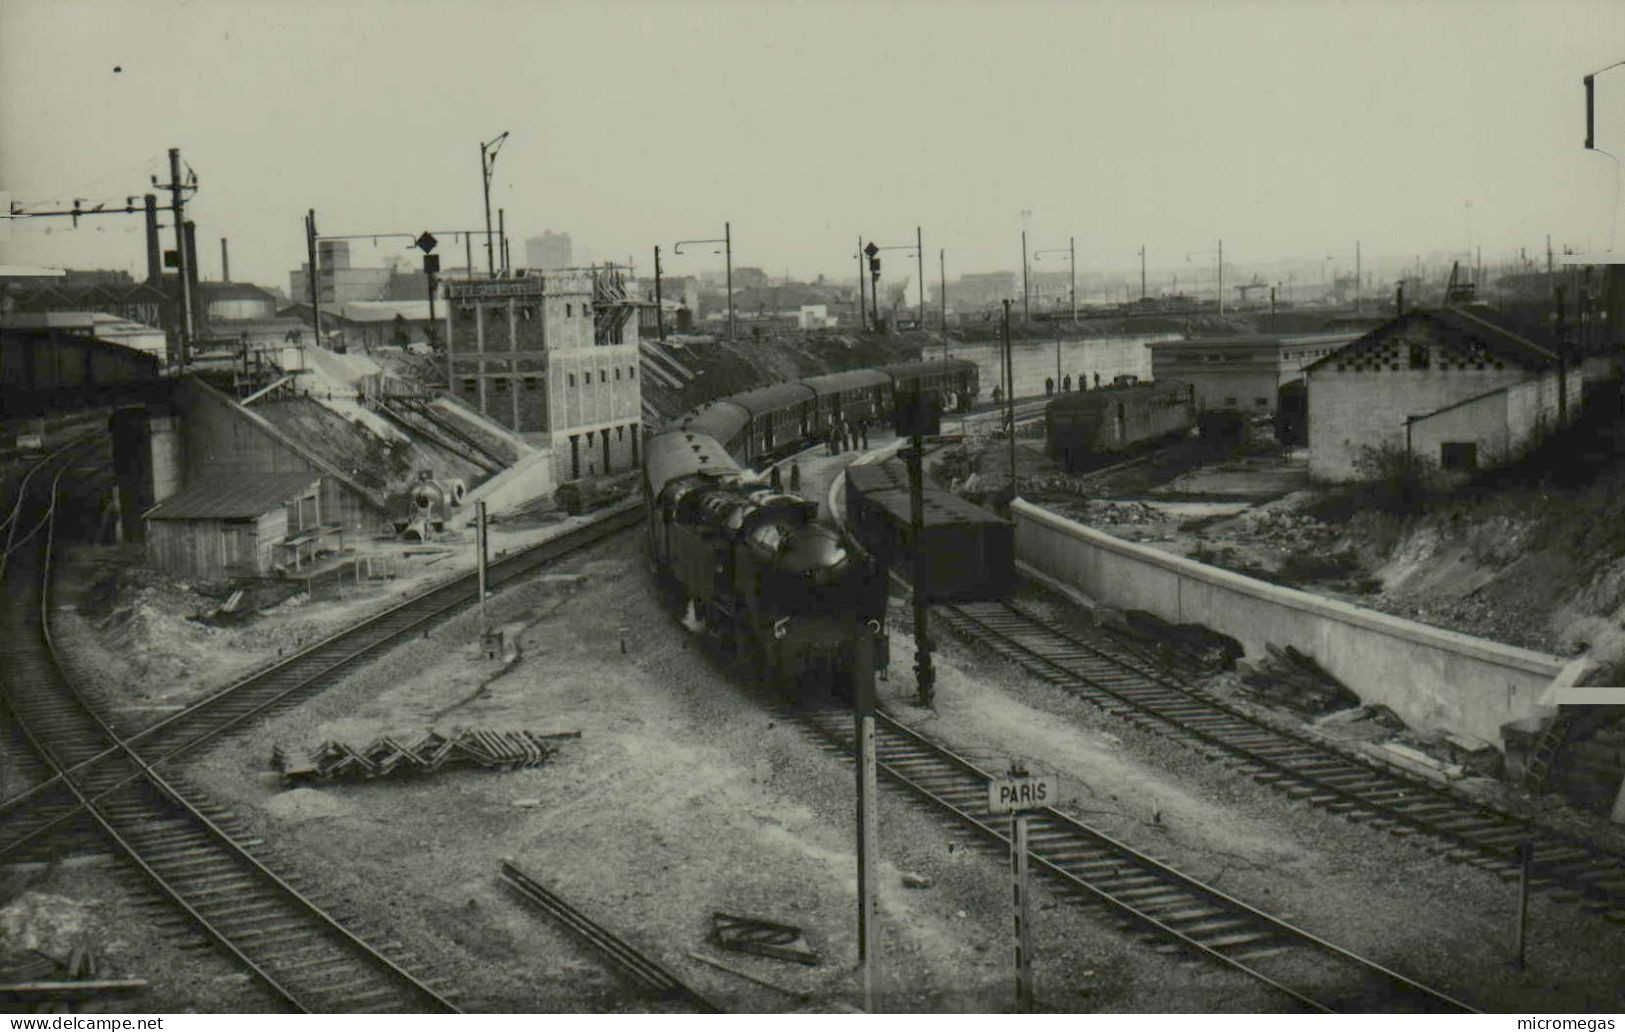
[220,238,230,283]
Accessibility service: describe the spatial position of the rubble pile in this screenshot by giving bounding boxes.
[1237,644,1361,717]
[274,728,579,782]
[1087,501,1163,525]
[1233,507,1340,548]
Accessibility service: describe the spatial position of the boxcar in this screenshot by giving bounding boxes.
[844,458,1013,601]
[1045,379,1195,473]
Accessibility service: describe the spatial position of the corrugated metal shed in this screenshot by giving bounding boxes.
[146,472,320,521]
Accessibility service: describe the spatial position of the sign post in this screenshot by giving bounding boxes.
[988,767,1057,1013]
[850,614,881,1012]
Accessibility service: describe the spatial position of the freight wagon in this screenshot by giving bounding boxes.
[1044,379,1195,473]
[844,458,1014,601]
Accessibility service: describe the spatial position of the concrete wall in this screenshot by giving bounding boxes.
[1012,498,1567,748]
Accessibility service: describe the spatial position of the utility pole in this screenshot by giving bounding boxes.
[1217,238,1224,316]
[305,209,323,347]
[167,148,195,367]
[904,413,934,708]
[915,226,925,330]
[498,208,508,274]
[725,221,734,341]
[1003,299,1016,498]
[1139,245,1147,301]
[1355,241,1362,314]
[1069,236,1077,322]
[654,245,665,341]
[480,131,509,277]
[1021,230,1030,323]
[853,623,880,1011]
[857,236,867,332]
[939,248,947,335]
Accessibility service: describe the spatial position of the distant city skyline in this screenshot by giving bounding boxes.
[3,0,1622,295]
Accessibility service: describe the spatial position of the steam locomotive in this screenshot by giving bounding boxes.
[643,427,888,702]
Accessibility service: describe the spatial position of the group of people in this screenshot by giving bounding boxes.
[824,417,868,455]
[1043,372,1105,396]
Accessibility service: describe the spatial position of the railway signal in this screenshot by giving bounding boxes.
[988,763,1058,1012]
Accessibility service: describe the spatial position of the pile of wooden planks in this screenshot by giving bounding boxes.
[1237,644,1360,716]
[276,729,579,782]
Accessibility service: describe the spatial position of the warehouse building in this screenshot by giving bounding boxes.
[1305,307,1581,481]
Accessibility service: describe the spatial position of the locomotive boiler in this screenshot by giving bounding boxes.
[644,429,888,702]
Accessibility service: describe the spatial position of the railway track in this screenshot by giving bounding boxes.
[935,597,1625,923]
[499,861,719,1013]
[0,440,458,1013]
[791,704,1472,1012]
[0,438,643,1010]
[0,499,644,860]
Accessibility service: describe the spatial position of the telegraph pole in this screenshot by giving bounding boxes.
[1021,230,1030,323]
[725,221,734,341]
[939,248,947,333]
[853,622,881,1011]
[167,148,195,367]
[916,226,925,330]
[654,245,665,341]
[1069,236,1077,322]
[1003,299,1016,498]
[1217,238,1224,316]
[905,409,934,708]
[857,236,867,331]
[498,208,508,274]
[480,131,509,277]
[1139,245,1147,300]
[1355,240,1362,314]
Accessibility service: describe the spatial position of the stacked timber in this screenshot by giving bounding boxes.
[275,729,578,782]
[1237,644,1360,716]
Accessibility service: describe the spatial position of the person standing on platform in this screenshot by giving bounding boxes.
[1063,373,1072,392]
[1094,372,1102,389]
[860,422,869,450]
[790,460,801,494]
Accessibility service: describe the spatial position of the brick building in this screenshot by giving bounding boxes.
[444,269,641,484]
[1305,307,1580,481]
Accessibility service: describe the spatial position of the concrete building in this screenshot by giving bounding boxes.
[445,268,641,484]
[144,471,339,579]
[524,232,573,271]
[1148,333,1350,415]
[288,240,393,305]
[1305,307,1580,481]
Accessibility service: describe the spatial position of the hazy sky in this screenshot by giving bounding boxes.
[3,0,1623,292]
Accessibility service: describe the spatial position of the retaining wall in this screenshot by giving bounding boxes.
[1012,498,1567,748]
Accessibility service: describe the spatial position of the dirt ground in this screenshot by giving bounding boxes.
[46,501,635,735]
[175,536,1298,1014]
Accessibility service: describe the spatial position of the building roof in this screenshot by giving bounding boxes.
[1307,307,1561,374]
[145,472,320,521]
[200,282,278,303]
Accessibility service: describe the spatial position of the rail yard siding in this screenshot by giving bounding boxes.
[1012,498,1566,748]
